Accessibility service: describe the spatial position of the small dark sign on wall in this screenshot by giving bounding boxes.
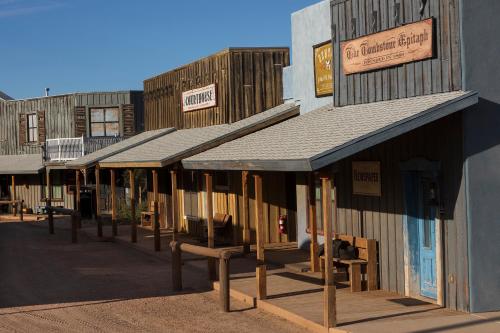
[182,83,217,112]
[341,18,434,75]
[313,40,334,97]
[352,161,381,197]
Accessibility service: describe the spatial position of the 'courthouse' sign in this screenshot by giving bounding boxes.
[182,84,217,112]
[341,18,433,75]
[352,161,381,197]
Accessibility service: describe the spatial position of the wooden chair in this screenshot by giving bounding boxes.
[141,201,155,227]
[320,234,377,292]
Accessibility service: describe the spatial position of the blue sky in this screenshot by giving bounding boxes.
[0,0,320,99]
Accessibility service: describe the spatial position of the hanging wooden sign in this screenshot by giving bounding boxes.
[313,40,334,97]
[352,161,381,197]
[182,83,217,112]
[341,18,433,75]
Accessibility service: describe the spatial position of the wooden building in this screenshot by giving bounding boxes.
[143,48,290,130]
[0,91,144,211]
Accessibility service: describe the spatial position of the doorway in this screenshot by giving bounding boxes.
[403,171,439,301]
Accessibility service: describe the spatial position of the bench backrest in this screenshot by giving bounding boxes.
[213,213,232,228]
[335,234,376,261]
[149,201,155,212]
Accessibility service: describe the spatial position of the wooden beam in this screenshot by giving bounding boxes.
[46,170,54,234]
[11,175,16,216]
[111,169,117,237]
[129,170,137,243]
[95,166,102,238]
[242,170,250,254]
[254,173,266,300]
[321,174,336,328]
[205,172,216,281]
[75,170,81,212]
[153,169,160,251]
[309,173,320,272]
[171,169,178,240]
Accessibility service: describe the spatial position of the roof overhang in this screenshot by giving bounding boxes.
[98,104,300,169]
[182,91,478,172]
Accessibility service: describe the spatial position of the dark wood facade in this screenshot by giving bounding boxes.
[331,0,462,107]
[143,48,290,130]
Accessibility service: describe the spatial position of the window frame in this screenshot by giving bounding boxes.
[89,107,120,138]
[27,113,38,143]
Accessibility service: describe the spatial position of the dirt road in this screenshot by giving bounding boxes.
[0,222,302,333]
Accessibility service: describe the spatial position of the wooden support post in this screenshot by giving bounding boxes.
[75,170,81,228]
[171,169,178,239]
[242,171,250,254]
[205,172,216,281]
[309,174,320,272]
[321,174,336,328]
[11,175,16,216]
[219,257,230,312]
[19,200,24,222]
[110,169,117,237]
[171,241,182,291]
[46,170,54,235]
[254,173,266,300]
[129,170,137,243]
[153,169,160,252]
[95,166,102,238]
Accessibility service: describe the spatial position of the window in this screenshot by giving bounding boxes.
[27,113,38,143]
[90,107,120,137]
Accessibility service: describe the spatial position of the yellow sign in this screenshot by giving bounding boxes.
[352,161,381,197]
[341,18,434,75]
[313,41,333,97]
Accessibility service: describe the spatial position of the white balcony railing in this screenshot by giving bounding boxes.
[45,137,85,162]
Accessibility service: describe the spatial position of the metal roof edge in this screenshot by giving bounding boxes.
[309,91,479,171]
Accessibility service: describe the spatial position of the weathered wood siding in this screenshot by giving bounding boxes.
[332,112,468,311]
[143,48,290,130]
[331,0,462,107]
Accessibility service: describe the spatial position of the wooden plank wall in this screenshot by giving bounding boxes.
[334,112,468,311]
[181,171,297,245]
[331,0,462,107]
[143,48,289,131]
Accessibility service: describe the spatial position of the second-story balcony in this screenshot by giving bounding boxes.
[44,136,124,163]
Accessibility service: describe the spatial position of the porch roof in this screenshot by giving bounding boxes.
[65,128,175,169]
[182,91,478,172]
[0,154,44,174]
[98,102,300,169]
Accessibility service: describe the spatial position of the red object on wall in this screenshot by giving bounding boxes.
[279,215,287,234]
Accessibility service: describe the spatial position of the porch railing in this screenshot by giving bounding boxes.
[44,136,124,162]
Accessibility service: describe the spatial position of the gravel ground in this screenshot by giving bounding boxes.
[0,222,303,333]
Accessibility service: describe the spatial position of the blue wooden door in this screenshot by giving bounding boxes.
[418,178,437,299]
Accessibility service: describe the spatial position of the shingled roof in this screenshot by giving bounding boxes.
[182,91,478,172]
[66,128,175,169]
[99,102,300,168]
[0,154,44,174]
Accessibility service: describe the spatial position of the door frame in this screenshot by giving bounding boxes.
[401,158,444,305]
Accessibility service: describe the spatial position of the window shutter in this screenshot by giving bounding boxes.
[121,104,135,138]
[37,110,46,143]
[19,113,27,145]
[74,106,87,137]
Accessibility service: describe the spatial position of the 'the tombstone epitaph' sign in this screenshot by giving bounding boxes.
[352,161,381,197]
[341,18,434,75]
[313,41,333,97]
[182,84,217,112]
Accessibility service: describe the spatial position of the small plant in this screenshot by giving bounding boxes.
[117,199,148,222]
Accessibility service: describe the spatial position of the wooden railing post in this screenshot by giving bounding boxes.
[171,241,182,291]
[19,200,24,222]
[75,169,82,228]
[219,255,230,312]
[95,166,103,238]
[254,173,266,300]
[309,173,320,272]
[46,170,54,234]
[129,169,137,243]
[171,169,178,240]
[242,171,250,254]
[321,173,336,329]
[205,172,216,281]
[111,169,117,237]
[11,175,16,216]
[152,169,160,251]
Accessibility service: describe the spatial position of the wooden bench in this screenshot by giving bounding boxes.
[320,234,377,292]
[141,202,155,227]
[204,213,232,243]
